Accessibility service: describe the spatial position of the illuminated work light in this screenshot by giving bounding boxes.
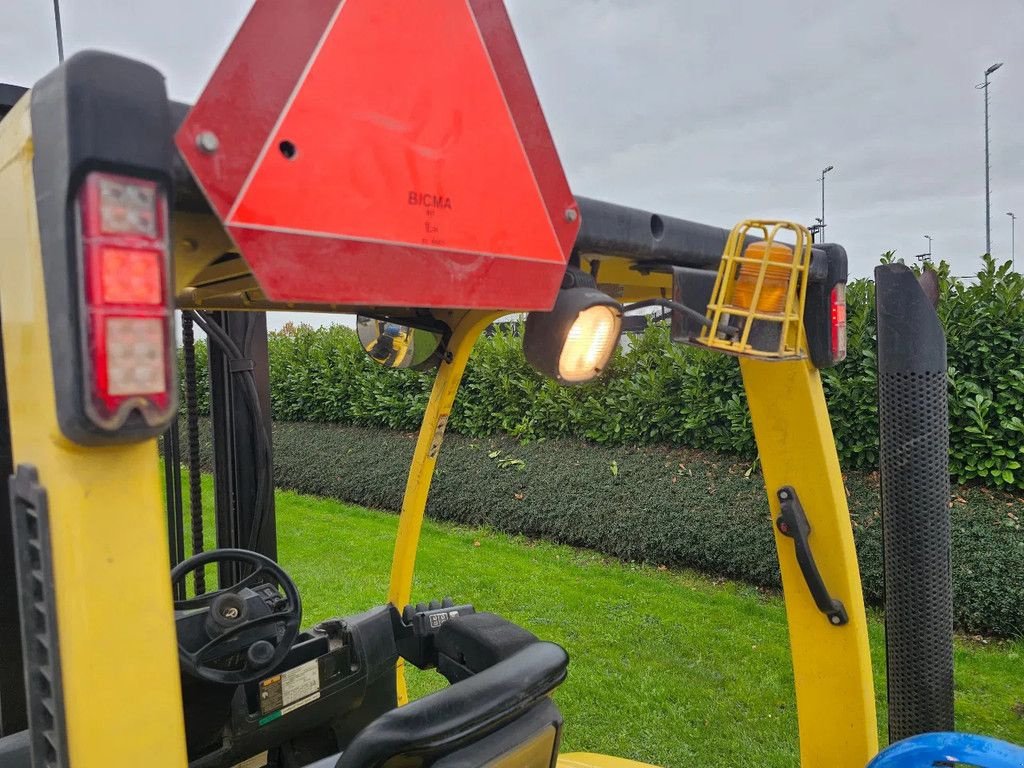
[524,276,623,385]
[76,171,175,432]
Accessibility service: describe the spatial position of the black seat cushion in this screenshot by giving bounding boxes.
[435,612,539,678]
[302,701,563,768]
[433,699,562,767]
[336,641,568,768]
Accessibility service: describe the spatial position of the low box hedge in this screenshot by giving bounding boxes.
[182,419,1024,638]
[181,256,1024,491]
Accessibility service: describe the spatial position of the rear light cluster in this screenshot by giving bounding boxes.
[830,283,847,363]
[800,243,848,369]
[77,171,174,429]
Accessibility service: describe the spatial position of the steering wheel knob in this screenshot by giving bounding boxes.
[208,593,249,631]
[247,640,276,669]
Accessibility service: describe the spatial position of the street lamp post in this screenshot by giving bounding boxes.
[977,62,1003,256]
[52,0,64,63]
[1008,212,1016,270]
[819,165,834,242]
[915,236,933,265]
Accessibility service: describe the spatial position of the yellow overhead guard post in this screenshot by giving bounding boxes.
[0,97,188,767]
[743,357,878,768]
[700,220,877,767]
[388,310,504,704]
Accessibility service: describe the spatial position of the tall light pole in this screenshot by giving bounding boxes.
[915,235,933,265]
[977,62,1003,255]
[52,0,64,63]
[1008,212,1016,270]
[819,165,834,242]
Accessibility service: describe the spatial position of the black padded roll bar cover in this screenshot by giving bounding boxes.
[875,264,947,374]
[336,641,568,768]
[575,196,735,270]
[435,611,539,676]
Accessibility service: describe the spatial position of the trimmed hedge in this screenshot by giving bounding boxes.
[181,256,1024,491]
[183,419,1024,638]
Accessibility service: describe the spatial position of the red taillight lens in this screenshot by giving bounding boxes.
[98,246,164,305]
[830,283,847,363]
[77,171,173,429]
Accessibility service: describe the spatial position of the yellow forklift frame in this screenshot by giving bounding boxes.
[0,96,189,768]
[0,58,875,768]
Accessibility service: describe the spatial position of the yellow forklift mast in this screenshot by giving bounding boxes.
[1,1,1010,767]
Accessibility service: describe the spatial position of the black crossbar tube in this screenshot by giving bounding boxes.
[575,196,736,270]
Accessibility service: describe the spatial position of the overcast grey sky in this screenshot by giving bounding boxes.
[3,0,1022,329]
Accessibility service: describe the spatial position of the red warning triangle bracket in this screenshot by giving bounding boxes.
[177,0,580,310]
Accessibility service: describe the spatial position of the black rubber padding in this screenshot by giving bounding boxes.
[875,264,954,742]
[9,465,69,768]
[436,612,539,673]
[876,264,947,376]
[336,642,567,768]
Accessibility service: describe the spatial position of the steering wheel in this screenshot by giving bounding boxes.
[171,549,302,686]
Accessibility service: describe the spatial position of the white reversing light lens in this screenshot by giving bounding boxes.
[98,176,158,237]
[558,305,621,383]
[105,317,166,395]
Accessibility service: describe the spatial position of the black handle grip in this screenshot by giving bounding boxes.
[775,487,848,626]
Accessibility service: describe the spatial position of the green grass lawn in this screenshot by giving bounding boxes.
[181,476,1024,767]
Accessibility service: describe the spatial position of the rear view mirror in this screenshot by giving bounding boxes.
[356,316,445,371]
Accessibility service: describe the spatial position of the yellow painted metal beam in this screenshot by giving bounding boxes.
[579,254,672,303]
[171,210,238,295]
[0,98,188,767]
[741,357,877,768]
[559,753,660,768]
[387,310,503,703]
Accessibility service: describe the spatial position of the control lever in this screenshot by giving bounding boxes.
[774,486,848,626]
[390,598,475,668]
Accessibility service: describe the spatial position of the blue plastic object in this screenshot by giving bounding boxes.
[868,732,1024,767]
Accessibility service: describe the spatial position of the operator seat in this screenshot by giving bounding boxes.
[0,613,567,768]
[305,638,569,768]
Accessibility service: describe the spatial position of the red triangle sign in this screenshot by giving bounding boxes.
[177,0,580,311]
